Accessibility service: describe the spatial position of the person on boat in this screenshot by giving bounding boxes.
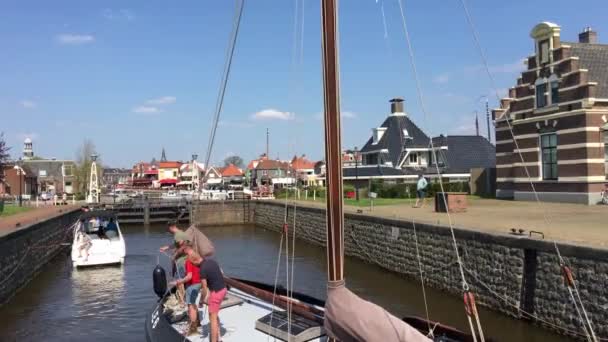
[76,228,92,260]
[105,218,118,239]
[170,247,202,336]
[414,174,428,208]
[160,220,215,258]
[198,255,226,342]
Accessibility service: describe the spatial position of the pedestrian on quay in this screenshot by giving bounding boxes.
[170,247,202,336]
[198,254,227,342]
[414,174,428,208]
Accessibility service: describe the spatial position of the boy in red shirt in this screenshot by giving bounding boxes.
[171,247,202,336]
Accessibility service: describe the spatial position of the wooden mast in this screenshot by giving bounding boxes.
[320,0,344,283]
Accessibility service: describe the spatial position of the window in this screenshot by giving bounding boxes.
[536,82,547,108]
[173,171,177,177]
[539,40,549,64]
[429,151,445,166]
[409,153,418,164]
[549,74,559,105]
[365,153,378,165]
[541,133,558,180]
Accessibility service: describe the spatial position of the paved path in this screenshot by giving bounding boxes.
[288,198,608,249]
[0,205,80,237]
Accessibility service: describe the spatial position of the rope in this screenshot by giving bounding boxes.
[394,0,485,339]
[457,1,598,340]
[412,220,432,338]
[267,228,285,342]
[462,266,608,341]
[202,0,244,186]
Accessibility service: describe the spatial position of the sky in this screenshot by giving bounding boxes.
[1,0,607,168]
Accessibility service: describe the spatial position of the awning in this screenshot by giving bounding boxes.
[159,178,177,185]
[206,178,222,184]
[177,180,193,186]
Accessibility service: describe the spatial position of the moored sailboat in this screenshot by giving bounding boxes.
[144,1,483,341]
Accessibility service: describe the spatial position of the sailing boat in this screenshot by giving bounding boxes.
[145,1,479,341]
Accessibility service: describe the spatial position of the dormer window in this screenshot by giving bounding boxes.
[535,78,547,108]
[409,153,418,164]
[539,39,550,64]
[372,127,387,144]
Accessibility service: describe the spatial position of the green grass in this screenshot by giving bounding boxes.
[0,204,33,217]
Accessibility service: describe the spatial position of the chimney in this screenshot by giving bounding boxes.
[579,27,597,44]
[389,97,405,116]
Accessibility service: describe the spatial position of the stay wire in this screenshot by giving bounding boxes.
[412,220,433,338]
[202,0,245,185]
[457,1,597,340]
[395,0,485,340]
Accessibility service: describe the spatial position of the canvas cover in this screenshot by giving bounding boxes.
[324,281,431,342]
[184,224,215,257]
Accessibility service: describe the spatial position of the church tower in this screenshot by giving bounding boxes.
[23,138,34,160]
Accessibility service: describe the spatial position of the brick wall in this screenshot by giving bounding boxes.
[253,201,608,339]
[0,208,80,306]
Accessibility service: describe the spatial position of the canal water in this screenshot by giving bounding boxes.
[0,224,571,342]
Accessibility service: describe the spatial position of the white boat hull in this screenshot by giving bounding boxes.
[71,219,126,268]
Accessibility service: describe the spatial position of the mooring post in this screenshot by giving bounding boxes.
[143,198,150,225]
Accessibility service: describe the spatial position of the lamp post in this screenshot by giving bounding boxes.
[13,165,24,207]
[354,147,359,201]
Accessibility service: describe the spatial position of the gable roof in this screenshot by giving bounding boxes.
[255,159,289,170]
[159,161,182,169]
[566,42,608,98]
[221,164,244,177]
[291,155,316,170]
[360,115,430,166]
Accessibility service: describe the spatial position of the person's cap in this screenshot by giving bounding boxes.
[174,231,189,243]
[167,219,177,227]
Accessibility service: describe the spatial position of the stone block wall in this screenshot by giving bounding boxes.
[253,201,607,339]
[0,208,80,306]
[191,200,253,227]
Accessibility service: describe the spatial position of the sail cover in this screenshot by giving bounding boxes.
[184,224,215,257]
[324,281,431,342]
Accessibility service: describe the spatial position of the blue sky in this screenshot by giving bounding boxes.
[1,0,607,167]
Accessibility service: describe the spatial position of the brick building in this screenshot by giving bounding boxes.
[494,22,608,204]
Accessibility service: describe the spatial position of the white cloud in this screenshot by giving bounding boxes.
[56,34,95,45]
[102,9,135,21]
[315,110,357,120]
[132,106,160,114]
[433,73,450,84]
[342,111,357,119]
[146,96,176,105]
[20,100,36,108]
[251,109,294,121]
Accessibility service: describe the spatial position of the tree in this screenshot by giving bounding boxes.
[224,155,244,168]
[74,139,102,197]
[0,133,10,183]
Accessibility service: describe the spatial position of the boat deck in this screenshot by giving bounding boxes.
[168,288,327,342]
